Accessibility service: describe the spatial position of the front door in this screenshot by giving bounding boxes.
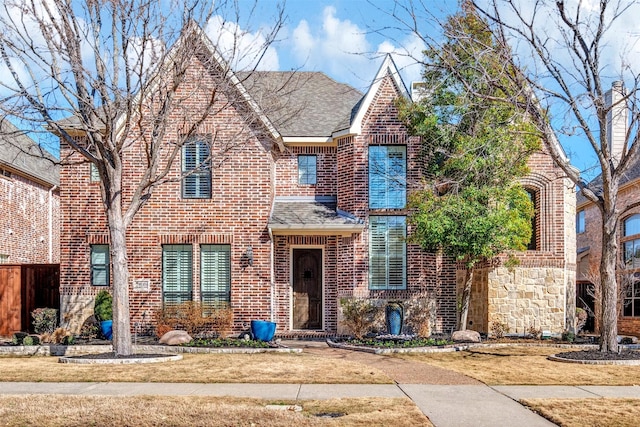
[292,248,322,329]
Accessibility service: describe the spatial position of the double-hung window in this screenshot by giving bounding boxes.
[298,155,317,185]
[369,216,406,290]
[369,146,406,209]
[182,138,211,199]
[90,245,110,286]
[201,245,231,308]
[162,245,193,304]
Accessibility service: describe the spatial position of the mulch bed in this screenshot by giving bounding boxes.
[554,350,640,361]
[66,352,171,360]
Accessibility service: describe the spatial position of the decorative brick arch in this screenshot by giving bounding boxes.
[521,173,554,252]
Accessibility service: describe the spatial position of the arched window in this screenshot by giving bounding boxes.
[623,214,640,268]
[526,188,539,251]
[622,214,640,317]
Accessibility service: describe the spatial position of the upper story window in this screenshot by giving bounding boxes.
[90,244,110,286]
[369,215,406,290]
[182,139,211,199]
[526,188,539,251]
[623,214,640,269]
[369,146,406,209]
[576,210,585,234]
[298,155,317,185]
[90,163,100,182]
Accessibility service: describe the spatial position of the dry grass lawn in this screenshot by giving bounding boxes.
[0,353,392,384]
[522,398,640,427]
[395,346,640,385]
[0,395,431,426]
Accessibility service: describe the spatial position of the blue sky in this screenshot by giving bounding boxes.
[209,0,603,177]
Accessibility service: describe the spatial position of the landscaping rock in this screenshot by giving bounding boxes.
[159,330,192,345]
[452,330,481,343]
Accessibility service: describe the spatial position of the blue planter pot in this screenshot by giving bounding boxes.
[251,320,276,341]
[385,303,404,335]
[100,320,113,340]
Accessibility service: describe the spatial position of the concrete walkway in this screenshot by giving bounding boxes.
[3,381,639,426]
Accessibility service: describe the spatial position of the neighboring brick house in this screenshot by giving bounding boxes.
[0,120,60,264]
[576,82,640,336]
[58,27,576,336]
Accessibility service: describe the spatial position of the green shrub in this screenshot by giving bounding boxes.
[94,290,113,322]
[31,308,58,334]
[562,330,575,343]
[11,332,28,345]
[22,335,40,346]
[339,298,380,339]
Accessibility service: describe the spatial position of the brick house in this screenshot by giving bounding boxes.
[58,27,576,336]
[576,82,640,337]
[0,120,59,265]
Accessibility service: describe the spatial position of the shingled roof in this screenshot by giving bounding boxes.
[0,119,59,186]
[576,157,640,206]
[269,197,364,236]
[237,71,363,137]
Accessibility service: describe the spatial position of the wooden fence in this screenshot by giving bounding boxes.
[0,264,60,336]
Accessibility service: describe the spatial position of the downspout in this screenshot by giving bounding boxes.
[48,185,57,263]
[268,227,275,323]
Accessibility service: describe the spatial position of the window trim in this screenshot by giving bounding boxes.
[181,138,212,199]
[623,280,640,317]
[297,154,317,185]
[369,215,407,290]
[200,244,231,308]
[526,188,539,251]
[162,244,193,305]
[90,244,110,287]
[576,209,585,234]
[368,145,407,209]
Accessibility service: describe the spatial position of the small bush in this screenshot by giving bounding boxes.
[94,290,113,322]
[11,332,28,345]
[154,302,233,337]
[490,320,509,339]
[575,307,588,333]
[339,298,380,339]
[22,335,40,346]
[562,330,575,343]
[79,316,100,340]
[41,328,73,344]
[31,308,58,334]
[404,298,433,337]
[527,325,542,340]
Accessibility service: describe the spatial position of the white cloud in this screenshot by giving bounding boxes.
[289,6,373,88]
[376,33,425,86]
[205,15,279,71]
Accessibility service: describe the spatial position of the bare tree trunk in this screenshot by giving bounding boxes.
[458,267,473,331]
[600,208,619,353]
[106,175,133,356]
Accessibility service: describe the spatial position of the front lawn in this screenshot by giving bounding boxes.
[0,395,430,426]
[394,346,640,385]
[0,353,393,384]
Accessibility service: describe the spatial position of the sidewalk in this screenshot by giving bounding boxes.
[4,381,638,426]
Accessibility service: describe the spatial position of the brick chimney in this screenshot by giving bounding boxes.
[605,81,627,165]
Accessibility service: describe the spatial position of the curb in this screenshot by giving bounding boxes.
[0,344,302,357]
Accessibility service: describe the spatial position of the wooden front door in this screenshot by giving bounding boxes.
[292,249,322,329]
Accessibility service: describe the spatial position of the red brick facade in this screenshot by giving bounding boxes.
[0,167,59,264]
[59,40,575,336]
[577,179,640,336]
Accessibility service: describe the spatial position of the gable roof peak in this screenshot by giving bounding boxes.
[345,53,409,136]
